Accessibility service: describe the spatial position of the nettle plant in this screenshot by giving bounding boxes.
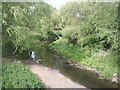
[2,61,44,88]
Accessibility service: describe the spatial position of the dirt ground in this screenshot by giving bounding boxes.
[21,59,87,88]
[30,64,86,88]
[2,58,88,88]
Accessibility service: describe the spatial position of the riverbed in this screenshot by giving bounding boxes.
[3,47,118,89]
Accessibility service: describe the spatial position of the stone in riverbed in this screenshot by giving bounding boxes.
[112,73,118,83]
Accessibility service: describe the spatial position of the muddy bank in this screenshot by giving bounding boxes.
[64,60,118,84]
[2,49,118,88]
[50,48,118,84]
[29,64,86,88]
[49,48,100,73]
[2,58,87,88]
[18,59,87,88]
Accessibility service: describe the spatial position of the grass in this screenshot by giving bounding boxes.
[50,41,118,80]
[2,61,45,88]
[80,53,118,79]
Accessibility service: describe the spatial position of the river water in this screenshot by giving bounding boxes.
[16,47,118,89]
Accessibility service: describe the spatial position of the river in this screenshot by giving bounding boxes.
[15,47,118,89]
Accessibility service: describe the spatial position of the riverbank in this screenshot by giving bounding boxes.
[26,61,86,88]
[2,58,87,88]
[50,43,118,84]
[2,52,118,88]
[20,59,87,88]
[2,60,44,88]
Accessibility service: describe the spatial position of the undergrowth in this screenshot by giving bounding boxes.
[50,41,118,79]
[2,61,45,88]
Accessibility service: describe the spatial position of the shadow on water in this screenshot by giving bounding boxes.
[16,47,118,89]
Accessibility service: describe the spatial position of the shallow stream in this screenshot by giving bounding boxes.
[16,47,118,89]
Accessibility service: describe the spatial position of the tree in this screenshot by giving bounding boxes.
[57,2,118,50]
[2,2,54,54]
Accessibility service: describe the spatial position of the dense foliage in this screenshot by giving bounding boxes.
[51,43,118,78]
[3,2,118,54]
[2,2,119,81]
[2,2,54,54]
[50,2,119,79]
[2,61,44,88]
[55,2,118,50]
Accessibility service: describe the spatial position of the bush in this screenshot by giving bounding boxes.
[51,40,118,79]
[51,41,94,61]
[59,2,118,50]
[2,61,45,88]
[80,51,118,79]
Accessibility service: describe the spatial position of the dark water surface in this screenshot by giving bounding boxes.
[17,48,118,89]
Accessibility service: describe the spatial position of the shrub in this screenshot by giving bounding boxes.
[2,61,45,88]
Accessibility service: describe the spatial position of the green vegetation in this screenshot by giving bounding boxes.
[57,2,118,50]
[2,1,119,84]
[2,2,55,55]
[2,61,44,88]
[50,41,96,61]
[50,2,119,79]
[81,53,118,79]
[50,42,118,79]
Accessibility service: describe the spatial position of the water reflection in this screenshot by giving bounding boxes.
[17,48,118,88]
